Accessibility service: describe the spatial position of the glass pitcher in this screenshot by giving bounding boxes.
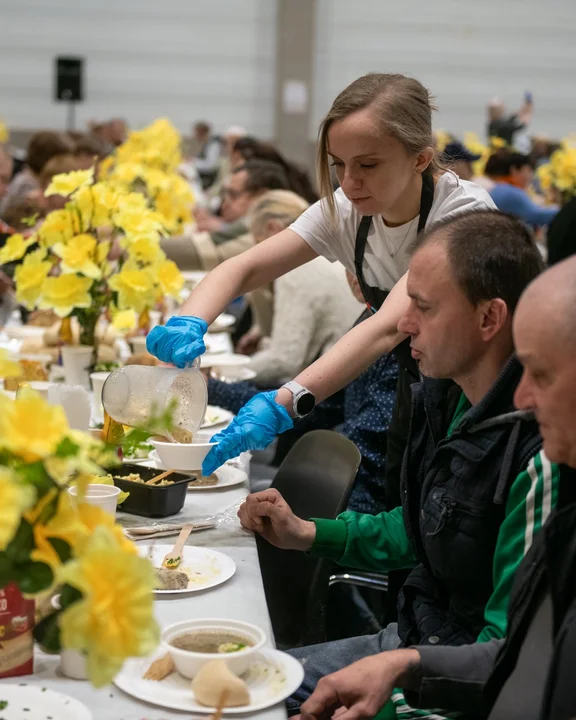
[101,362,207,442]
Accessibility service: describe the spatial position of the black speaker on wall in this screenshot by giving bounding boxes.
[55,56,84,102]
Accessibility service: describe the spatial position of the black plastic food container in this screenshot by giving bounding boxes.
[109,464,194,517]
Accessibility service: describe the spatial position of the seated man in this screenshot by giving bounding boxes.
[161,160,290,271]
[300,256,576,720]
[238,210,557,716]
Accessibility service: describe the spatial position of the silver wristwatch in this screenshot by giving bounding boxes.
[282,381,316,418]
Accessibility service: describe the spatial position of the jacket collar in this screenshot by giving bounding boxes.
[418,354,525,440]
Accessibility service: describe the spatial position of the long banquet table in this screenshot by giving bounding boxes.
[0,465,288,720]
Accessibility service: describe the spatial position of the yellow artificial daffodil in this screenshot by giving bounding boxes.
[45,167,94,198]
[111,308,137,333]
[37,208,82,247]
[39,274,93,317]
[123,234,164,264]
[0,468,36,551]
[0,233,37,264]
[156,259,184,298]
[108,264,156,313]
[90,183,120,226]
[52,234,102,279]
[0,388,69,462]
[31,491,85,570]
[14,247,52,309]
[31,490,132,571]
[58,525,159,687]
[0,120,8,144]
[0,349,22,379]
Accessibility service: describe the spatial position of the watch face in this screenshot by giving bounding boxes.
[296,392,315,416]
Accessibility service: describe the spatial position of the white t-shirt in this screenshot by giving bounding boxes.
[290,171,496,290]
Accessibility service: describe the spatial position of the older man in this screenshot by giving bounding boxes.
[161,160,290,271]
[300,256,576,720]
[238,210,556,716]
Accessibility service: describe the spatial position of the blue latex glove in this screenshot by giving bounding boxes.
[146,316,208,368]
[202,391,294,475]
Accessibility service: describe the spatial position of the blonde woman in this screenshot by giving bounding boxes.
[147,73,495,476]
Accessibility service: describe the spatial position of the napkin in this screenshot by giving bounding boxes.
[48,384,92,430]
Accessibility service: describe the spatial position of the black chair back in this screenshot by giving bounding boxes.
[255,430,361,647]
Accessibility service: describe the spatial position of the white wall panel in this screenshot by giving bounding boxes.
[312,0,576,141]
[0,0,277,136]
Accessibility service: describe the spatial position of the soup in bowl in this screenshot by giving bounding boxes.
[162,618,267,679]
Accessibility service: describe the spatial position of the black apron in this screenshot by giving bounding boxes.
[353,171,434,510]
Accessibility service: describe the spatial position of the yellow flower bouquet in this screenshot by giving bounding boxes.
[537,137,576,203]
[12,165,184,351]
[100,118,194,234]
[0,361,160,686]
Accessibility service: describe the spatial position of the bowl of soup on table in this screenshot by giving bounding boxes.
[162,618,267,678]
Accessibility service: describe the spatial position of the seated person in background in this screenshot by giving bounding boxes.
[88,117,127,152]
[161,160,290,271]
[209,269,398,515]
[0,144,13,205]
[238,210,556,716]
[300,256,576,720]
[0,131,74,215]
[230,136,318,203]
[192,121,223,189]
[441,141,481,182]
[71,132,110,168]
[489,151,558,228]
[546,193,576,266]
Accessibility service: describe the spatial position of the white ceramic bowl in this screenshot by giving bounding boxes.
[162,618,267,679]
[149,435,217,471]
[3,326,46,341]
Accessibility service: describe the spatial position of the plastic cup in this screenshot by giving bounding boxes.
[61,345,94,389]
[129,336,148,354]
[90,371,111,422]
[68,483,121,516]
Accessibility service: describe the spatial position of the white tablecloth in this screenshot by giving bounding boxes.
[1,469,288,720]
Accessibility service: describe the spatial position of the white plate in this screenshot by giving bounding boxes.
[205,333,233,354]
[214,367,257,383]
[114,647,304,714]
[0,685,92,719]
[201,405,234,428]
[148,452,247,490]
[141,545,236,594]
[201,354,251,369]
[209,313,236,332]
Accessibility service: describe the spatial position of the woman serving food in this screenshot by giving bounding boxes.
[147,72,495,478]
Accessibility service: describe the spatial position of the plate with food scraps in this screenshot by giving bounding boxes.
[209,313,236,332]
[200,354,251,370]
[201,406,234,429]
[148,452,247,491]
[142,545,236,595]
[114,646,304,714]
[0,685,92,720]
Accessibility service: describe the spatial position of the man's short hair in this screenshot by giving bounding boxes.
[412,209,544,313]
[233,160,290,194]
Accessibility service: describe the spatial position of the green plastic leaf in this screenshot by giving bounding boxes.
[55,436,81,458]
[15,561,54,594]
[34,611,62,653]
